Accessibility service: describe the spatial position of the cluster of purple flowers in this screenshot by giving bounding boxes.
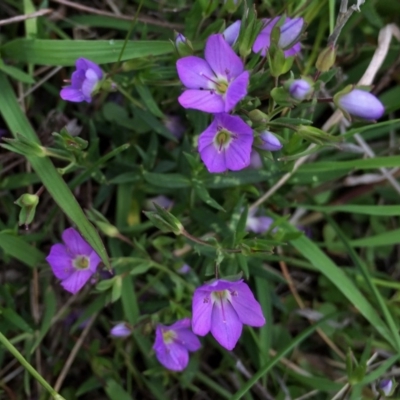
[175,20,301,173]
[47,228,265,371]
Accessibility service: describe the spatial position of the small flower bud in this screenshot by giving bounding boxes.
[174,32,193,57]
[110,323,131,338]
[379,379,395,396]
[279,17,304,49]
[223,20,241,46]
[334,88,385,120]
[287,78,312,100]
[255,131,282,151]
[15,193,40,227]
[316,45,336,72]
[224,0,241,13]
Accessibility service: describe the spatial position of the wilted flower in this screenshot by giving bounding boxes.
[153,318,201,371]
[176,34,249,113]
[335,88,385,120]
[255,131,282,151]
[60,58,103,103]
[253,17,303,57]
[46,228,101,294]
[192,279,265,350]
[110,323,131,338]
[288,79,312,100]
[198,113,253,173]
[245,208,274,234]
[223,21,241,46]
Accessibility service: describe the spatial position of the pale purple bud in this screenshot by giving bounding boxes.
[164,115,185,139]
[248,150,263,169]
[175,33,186,46]
[379,379,393,396]
[145,195,174,211]
[337,89,385,120]
[111,323,131,338]
[279,18,304,49]
[178,264,191,274]
[223,21,241,46]
[255,131,282,151]
[289,79,312,100]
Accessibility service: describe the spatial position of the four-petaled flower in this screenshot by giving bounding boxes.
[253,17,303,57]
[198,113,253,173]
[60,58,103,103]
[192,279,265,350]
[176,34,249,113]
[46,228,101,294]
[153,318,201,371]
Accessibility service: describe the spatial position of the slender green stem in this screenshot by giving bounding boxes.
[0,332,65,400]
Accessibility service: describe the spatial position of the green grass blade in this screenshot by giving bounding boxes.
[1,39,174,65]
[0,72,110,268]
[327,215,400,351]
[295,204,400,216]
[231,313,339,400]
[274,215,394,347]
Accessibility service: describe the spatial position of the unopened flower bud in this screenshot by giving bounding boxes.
[255,131,282,151]
[335,88,385,120]
[224,0,241,13]
[110,323,131,338]
[223,20,241,46]
[288,78,312,100]
[316,45,336,72]
[279,17,304,49]
[174,32,193,57]
[379,379,394,396]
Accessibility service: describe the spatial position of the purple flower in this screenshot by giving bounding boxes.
[175,33,186,46]
[111,323,131,338]
[176,34,249,113]
[153,318,201,371]
[223,21,241,46]
[178,264,191,274]
[192,279,265,350]
[255,131,282,151]
[46,228,101,294]
[245,208,274,234]
[198,113,253,173]
[60,58,103,103]
[288,79,312,100]
[253,17,303,57]
[336,89,385,120]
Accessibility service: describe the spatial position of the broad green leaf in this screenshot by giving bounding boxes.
[0,73,110,268]
[1,39,174,66]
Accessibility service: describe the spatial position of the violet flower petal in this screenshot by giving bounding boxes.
[111,323,131,337]
[205,34,243,79]
[230,282,266,327]
[155,341,189,371]
[223,20,241,46]
[70,70,86,88]
[224,70,249,112]
[60,88,86,102]
[198,144,228,173]
[46,244,74,279]
[225,137,252,171]
[284,42,301,57]
[176,56,215,89]
[175,328,201,352]
[61,270,94,294]
[76,58,103,79]
[210,300,242,350]
[88,252,102,273]
[279,18,303,49]
[62,227,93,255]
[178,89,225,113]
[192,289,213,336]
